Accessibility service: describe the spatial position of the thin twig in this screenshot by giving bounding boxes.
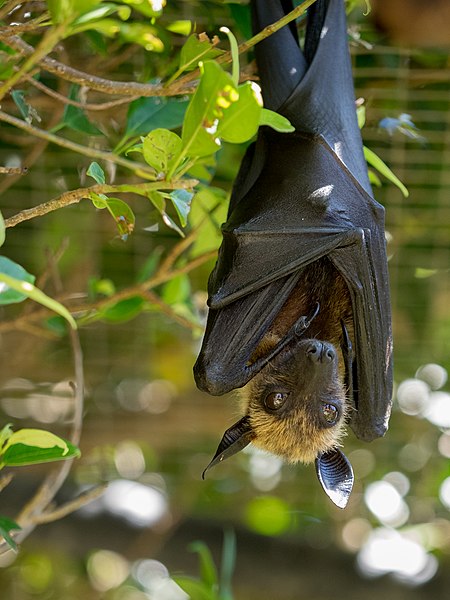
[0,249,217,335]
[0,0,23,20]
[0,22,66,102]
[0,0,317,98]
[4,179,198,228]
[0,166,28,175]
[1,249,86,551]
[0,474,14,493]
[0,110,157,178]
[142,290,202,332]
[30,485,107,525]
[23,74,140,111]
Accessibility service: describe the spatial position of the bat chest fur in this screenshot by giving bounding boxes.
[256,257,354,362]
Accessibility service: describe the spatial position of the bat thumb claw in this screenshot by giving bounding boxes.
[202,416,254,479]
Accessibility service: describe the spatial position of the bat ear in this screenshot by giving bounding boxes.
[315,448,354,509]
[202,416,254,479]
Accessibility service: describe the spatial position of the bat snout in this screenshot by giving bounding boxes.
[305,341,336,364]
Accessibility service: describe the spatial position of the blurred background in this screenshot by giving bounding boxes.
[0,1,449,599]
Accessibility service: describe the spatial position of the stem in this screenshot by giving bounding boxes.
[4,179,198,228]
[0,110,157,178]
[0,0,317,98]
[0,22,66,101]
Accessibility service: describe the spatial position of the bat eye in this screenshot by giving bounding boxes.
[264,392,289,412]
[322,403,339,426]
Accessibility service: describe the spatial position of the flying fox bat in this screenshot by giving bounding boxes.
[194,0,393,508]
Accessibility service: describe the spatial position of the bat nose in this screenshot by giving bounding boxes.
[306,341,336,364]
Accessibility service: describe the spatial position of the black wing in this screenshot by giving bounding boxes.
[194,0,393,442]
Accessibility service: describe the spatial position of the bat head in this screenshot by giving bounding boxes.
[203,337,354,508]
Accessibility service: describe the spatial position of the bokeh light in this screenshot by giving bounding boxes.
[357,528,438,585]
[101,480,169,527]
[364,481,409,527]
[87,550,129,592]
[416,363,448,390]
[439,477,450,510]
[247,447,283,492]
[245,496,291,536]
[132,559,188,599]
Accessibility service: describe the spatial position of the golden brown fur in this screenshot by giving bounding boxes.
[240,257,354,463]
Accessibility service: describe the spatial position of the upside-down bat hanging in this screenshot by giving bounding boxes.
[194,0,393,508]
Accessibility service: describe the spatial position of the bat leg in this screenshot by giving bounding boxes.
[315,448,354,509]
[246,302,320,378]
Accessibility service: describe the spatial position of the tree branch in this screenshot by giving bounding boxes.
[4,179,198,228]
[0,0,317,98]
[0,110,157,177]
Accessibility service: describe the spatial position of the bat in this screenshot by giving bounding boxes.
[193,0,393,508]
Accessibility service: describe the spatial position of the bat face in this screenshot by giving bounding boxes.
[243,337,348,465]
[240,258,352,464]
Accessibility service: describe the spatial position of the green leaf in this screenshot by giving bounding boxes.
[90,192,108,209]
[174,576,216,600]
[219,530,236,600]
[169,189,193,227]
[0,210,5,247]
[71,2,131,29]
[87,161,106,184]
[0,270,76,328]
[189,541,218,590]
[0,516,21,552]
[116,22,164,52]
[137,248,163,283]
[368,169,382,187]
[148,191,185,236]
[162,274,191,305]
[363,146,409,197]
[357,104,366,129]
[121,0,165,18]
[188,186,227,258]
[61,85,103,135]
[166,20,192,35]
[124,96,189,140]
[0,428,80,467]
[142,129,182,174]
[100,296,144,322]
[228,2,252,39]
[0,256,35,305]
[148,190,166,213]
[0,424,13,450]
[219,27,239,86]
[259,108,295,133]
[218,82,262,144]
[179,34,222,74]
[106,198,135,240]
[11,90,29,120]
[181,61,239,158]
